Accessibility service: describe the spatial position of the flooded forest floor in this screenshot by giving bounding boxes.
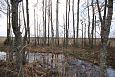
[0,44,115,77]
[26,45,115,68]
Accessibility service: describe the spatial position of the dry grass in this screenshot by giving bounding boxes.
[0,60,52,77]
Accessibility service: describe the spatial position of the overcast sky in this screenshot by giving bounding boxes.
[0,0,115,38]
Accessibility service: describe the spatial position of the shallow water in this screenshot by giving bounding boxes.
[0,52,6,60]
[0,52,115,77]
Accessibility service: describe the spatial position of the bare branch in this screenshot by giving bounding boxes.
[0,9,7,14]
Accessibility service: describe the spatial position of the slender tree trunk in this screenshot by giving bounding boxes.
[19,7,21,31]
[44,0,47,45]
[91,0,95,48]
[42,0,45,45]
[39,24,41,45]
[6,0,13,62]
[34,8,37,46]
[22,0,27,65]
[76,0,80,47]
[36,0,39,45]
[26,0,30,44]
[87,0,91,47]
[48,0,50,46]
[36,3,39,45]
[6,0,10,58]
[51,0,54,46]
[63,15,66,47]
[65,0,68,48]
[7,0,11,45]
[84,23,86,47]
[81,20,84,48]
[68,0,70,46]
[56,0,59,46]
[94,16,96,47]
[37,18,39,45]
[72,0,75,46]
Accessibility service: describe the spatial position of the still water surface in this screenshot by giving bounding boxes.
[0,52,115,77]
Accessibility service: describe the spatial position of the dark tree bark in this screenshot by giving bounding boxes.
[67,0,70,45]
[48,0,50,46]
[97,0,113,77]
[94,16,96,47]
[44,0,47,45]
[72,0,75,46]
[87,0,91,47]
[91,0,95,48]
[6,0,13,62]
[22,0,27,65]
[26,0,30,44]
[76,0,80,47]
[56,0,59,46]
[37,15,39,45]
[6,0,11,45]
[36,0,39,45]
[42,0,45,45]
[51,0,54,45]
[10,0,24,76]
[65,0,68,48]
[84,23,86,47]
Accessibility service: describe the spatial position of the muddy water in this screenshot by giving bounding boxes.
[27,52,115,77]
[0,52,115,77]
[0,52,6,60]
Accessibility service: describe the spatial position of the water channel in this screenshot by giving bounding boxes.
[0,52,115,77]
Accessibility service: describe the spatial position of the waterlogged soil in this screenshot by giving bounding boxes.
[27,53,100,77]
[0,52,115,77]
[26,46,115,68]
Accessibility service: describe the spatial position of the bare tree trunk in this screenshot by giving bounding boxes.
[84,23,86,47]
[81,20,84,48]
[68,0,70,46]
[42,0,45,45]
[10,0,24,76]
[97,0,113,77]
[76,0,80,47]
[87,0,91,47]
[91,0,95,48]
[22,0,27,65]
[39,24,41,45]
[56,0,59,46]
[63,15,66,47]
[44,0,47,45]
[34,7,37,46]
[26,0,30,44]
[6,0,13,62]
[7,0,11,45]
[94,16,96,47]
[36,4,39,45]
[51,0,54,46]
[48,0,50,46]
[72,0,75,46]
[65,0,68,48]
[37,19,39,45]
